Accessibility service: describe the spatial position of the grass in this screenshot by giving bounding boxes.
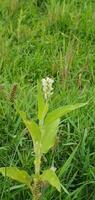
[0,0,95,199]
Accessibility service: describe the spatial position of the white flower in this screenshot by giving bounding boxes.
[42,77,54,100]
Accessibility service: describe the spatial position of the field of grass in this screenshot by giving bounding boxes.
[0,0,95,199]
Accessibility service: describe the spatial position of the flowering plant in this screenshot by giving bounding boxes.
[0,78,87,200]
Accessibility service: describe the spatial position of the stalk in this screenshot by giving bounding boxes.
[32,119,44,200]
[35,154,41,175]
[32,141,42,200]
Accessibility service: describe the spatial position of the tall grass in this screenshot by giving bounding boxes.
[0,0,95,199]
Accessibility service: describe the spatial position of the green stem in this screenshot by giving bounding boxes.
[32,119,44,199]
[32,144,42,199]
[34,141,41,176]
[35,154,41,175]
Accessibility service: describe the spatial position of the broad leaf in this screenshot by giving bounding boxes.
[19,111,41,144]
[0,167,32,186]
[37,80,48,121]
[45,103,87,125]
[41,169,61,192]
[41,119,60,154]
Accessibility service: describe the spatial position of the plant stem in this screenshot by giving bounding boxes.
[35,155,41,175]
[32,143,42,200]
[32,120,44,200]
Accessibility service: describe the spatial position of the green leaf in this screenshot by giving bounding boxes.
[59,145,78,178]
[90,166,95,178]
[19,111,41,144]
[37,80,48,121]
[45,103,87,125]
[0,167,32,186]
[41,169,61,192]
[90,166,95,173]
[41,119,60,154]
[44,146,78,197]
[61,183,69,195]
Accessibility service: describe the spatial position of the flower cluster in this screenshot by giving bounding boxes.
[42,77,54,101]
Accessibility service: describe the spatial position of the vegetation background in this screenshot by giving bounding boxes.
[0,0,95,199]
